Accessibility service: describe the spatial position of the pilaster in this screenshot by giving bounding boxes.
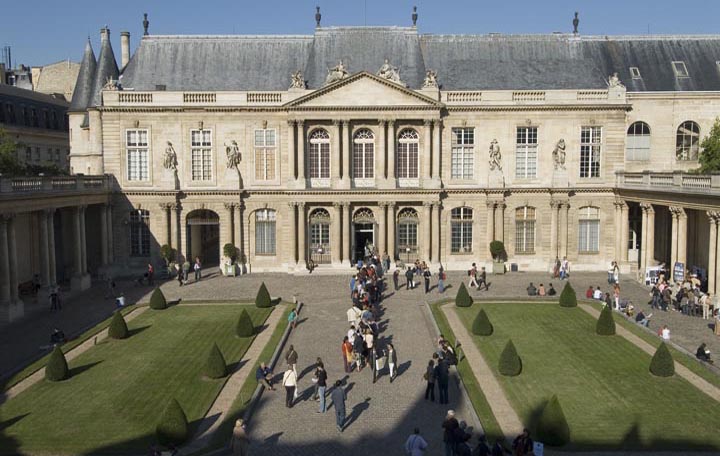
[341,120,351,188]
[296,120,306,186]
[387,202,396,262]
[423,202,432,262]
[377,202,387,256]
[287,120,296,182]
[342,202,352,264]
[707,212,718,295]
[387,120,396,182]
[432,201,441,263]
[332,203,342,264]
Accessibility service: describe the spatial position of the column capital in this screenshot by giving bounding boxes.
[286,119,296,127]
[171,202,182,212]
[432,201,442,208]
[159,202,173,210]
[296,119,305,127]
[613,199,627,209]
[486,201,496,209]
[669,205,685,216]
[708,211,720,222]
[378,201,388,208]
[378,119,388,127]
[496,202,507,210]
[237,201,246,211]
[44,207,57,215]
[224,202,237,210]
[386,201,396,209]
[287,202,297,209]
[333,202,342,209]
[640,202,654,213]
[386,119,395,127]
[297,202,306,209]
[341,120,350,127]
[423,201,433,208]
[332,119,342,127]
[341,201,351,209]
[423,119,433,127]
[432,118,443,126]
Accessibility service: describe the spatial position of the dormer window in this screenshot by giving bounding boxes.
[672,61,689,78]
[629,67,641,79]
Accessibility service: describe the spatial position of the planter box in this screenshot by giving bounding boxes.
[492,260,506,275]
[223,264,237,277]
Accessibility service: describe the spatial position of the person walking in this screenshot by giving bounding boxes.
[342,336,354,373]
[387,343,397,382]
[560,256,569,280]
[285,344,298,378]
[424,267,432,293]
[175,263,183,286]
[312,357,324,400]
[230,419,249,456]
[424,359,436,401]
[442,410,459,456]
[476,267,489,291]
[435,357,450,405]
[282,367,297,408]
[405,267,414,290]
[330,380,346,432]
[316,362,328,413]
[147,263,154,286]
[405,427,428,455]
[438,266,446,293]
[194,256,202,281]
[393,268,400,291]
[469,263,479,289]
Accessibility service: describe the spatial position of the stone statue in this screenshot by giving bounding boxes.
[225,140,241,170]
[552,139,567,170]
[325,60,349,85]
[488,139,502,171]
[103,77,120,91]
[608,72,625,89]
[290,70,306,89]
[377,59,402,84]
[573,12,579,34]
[163,141,178,171]
[422,69,438,89]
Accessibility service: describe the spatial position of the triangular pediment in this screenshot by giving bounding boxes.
[285,72,443,108]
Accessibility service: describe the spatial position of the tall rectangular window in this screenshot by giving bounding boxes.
[129,209,151,256]
[191,129,213,181]
[515,127,538,179]
[451,128,474,179]
[450,207,473,253]
[254,129,276,181]
[580,126,601,178]
[126,129,149,181]
[579,206,600,253]
[255,209,276,255]
[515,207,536,254]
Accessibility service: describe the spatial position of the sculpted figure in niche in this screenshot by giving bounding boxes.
[377,59,401,83]
[163,141,178,171]
[290,70,306,89]
[552,139,567,170]
[488,139,502,171]
[325,60,349,85]
[423,69,438,88]
[225,140,242,170]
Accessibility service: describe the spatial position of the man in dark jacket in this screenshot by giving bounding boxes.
[512,429,533,456]
[405,267,414,290]
[442,410,459,456]
[330,380,346,432]
[435,357,450,404]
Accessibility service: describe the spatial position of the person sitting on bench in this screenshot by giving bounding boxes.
[526,283,537,296]
[696,343,713,364]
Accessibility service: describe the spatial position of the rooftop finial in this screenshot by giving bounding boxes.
[573,12,579,35]
[143,13,149,36]
[412,6,418,27]
[315,6,321,27]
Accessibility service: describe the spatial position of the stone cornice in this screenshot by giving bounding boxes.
[447,104,632,113]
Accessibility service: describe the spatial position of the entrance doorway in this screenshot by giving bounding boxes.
[186,209,220,266]
[354,223,375,262]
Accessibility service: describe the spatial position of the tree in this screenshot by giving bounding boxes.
[204,343,228,379]
[649,342,675,377]
[595,304,616,336]
[159,244,176,267]
[223,243,238,263]
[472,308,493,336]
[0,127,24,176]
[255,282,271,308]
[156,398,189,446]
[150,287,167,310]
[498,339,522,376]
[559,282,577,308]
[489,240,507,261]
[45,345,70,381]
[698,117,720,173]
[536,395,571,447]
[455,282,473,307]
[236,309,255,337]
[108,311,129,339]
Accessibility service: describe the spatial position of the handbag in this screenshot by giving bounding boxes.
[311,376,318,384]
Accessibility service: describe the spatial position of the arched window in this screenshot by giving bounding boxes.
[397,208,419,259]
[129,209,150,257]
[308,129,331,179]
[309,208,331,264]
[255,209,276,255]
[626,121,650,161]
[676,121,700,160]
[353,129,375,179]
[450,207,473,253]
[578,206,600,253]
[397,129,419,179]
[515,207,535,254]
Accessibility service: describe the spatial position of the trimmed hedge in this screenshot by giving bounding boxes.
[149,287,168,310]
[650,342,675,377]
[45,345,70,382]
[498,339,522,376]
[156,398,189,446]
[255,282,272,308]
[536,395,570,447]
[559,282,577,308]
[108,311,129,339]
[204,342,228,379]
[455,282,473,308]
[472,308,494,336]
[236,309,255,337]
[595,304,616,336]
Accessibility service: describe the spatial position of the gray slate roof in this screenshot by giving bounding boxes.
[90,30,119,107]
[69,39,96,111]
[94,27,720,94]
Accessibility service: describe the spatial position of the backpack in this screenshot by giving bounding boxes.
[467,269,472,276]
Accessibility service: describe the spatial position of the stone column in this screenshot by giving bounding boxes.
[222,203,235,259]
[549,201,559,260]
[332,203,342,264]
[237,202,245,265]
[288,202,298,265]
[423,120,433,183]
[387,202,396,262]
[495,202,506,245]
[342,120,351,187]
[486,201,496,249]
[669,206,679,267]
[677,208,688,268]
[423,202,432,261]
[47,209,57,286]
[377,202,387,255]
[707,212,717,295]
[332,120,341,183]
[559,203,569,259]
[298,202,307,266]
[432,119,442,180]
[175,204,184,261]
[387,120,396,181]
[297,120,306,184]
[0,217,10,305]
[342,202,352,264]
[39,210,50,287]
[287,120,296,181]
[640,205,649,273]
[106,204,114,263]
[80,206,87,274]
[7,215,19,303]
[433,202,442,263]
[620,202,629,262]
[640,203,655,272]
[377,120,387,180]
[73,207,83,276]
[100,205,109,265]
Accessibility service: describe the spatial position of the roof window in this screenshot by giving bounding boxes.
[629,67,641,79]
[672,61,689,78]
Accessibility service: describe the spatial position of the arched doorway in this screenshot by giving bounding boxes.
[309,208,331,264]
[186,209,220,266]
[353,207,375,262]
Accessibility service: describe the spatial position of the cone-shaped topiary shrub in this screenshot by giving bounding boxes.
[498,339,522,376]
[108,311,129,339]
[596,304,616,336]
[255,282,271,308]
[559,282,577,308]
[455,282,473,308]
[204,342,228,379]
[236,309,255,337]
[156,398,189,446]
[45,345,70,382]
[649,342,675,377]
[472,308,493,336]
[150,287,167,310]
[536,395,570,447]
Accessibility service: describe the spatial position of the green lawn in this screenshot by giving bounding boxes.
[0,304,271,455]
[456,303,720,451]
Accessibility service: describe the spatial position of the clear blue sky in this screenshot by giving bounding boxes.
[3,0,720,67]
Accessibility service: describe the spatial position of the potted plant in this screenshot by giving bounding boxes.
[222,243,238,277]
[160,244,177,277]
[489,240,507,274]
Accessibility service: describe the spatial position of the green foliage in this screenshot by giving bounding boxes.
[649,342,675,377]
[536,395,571,447]
[223,243,238,262]
[155,398,189,446]
[559,282,577,308]
[0,127,24,176]
[159,245,176,266]
[698,117,720,173]
[45,346,70,382]
[472,308,493,336]
[150,287,167,310]
[108,311,129,339]
[595,304,616,336]
[255,282,271,308]
[489,240,507,261]
[204,343,228,379]
[498,339,522,376]
[236,309,255,337]
[455,282,474,308]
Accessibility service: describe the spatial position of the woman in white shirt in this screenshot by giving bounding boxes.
[661,325,671,340]
[282,368,297,408]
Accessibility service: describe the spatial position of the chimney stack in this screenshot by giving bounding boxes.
[100,26,110,43]
[120,31,130,68]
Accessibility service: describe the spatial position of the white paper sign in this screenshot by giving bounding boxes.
[533,442,544,456]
